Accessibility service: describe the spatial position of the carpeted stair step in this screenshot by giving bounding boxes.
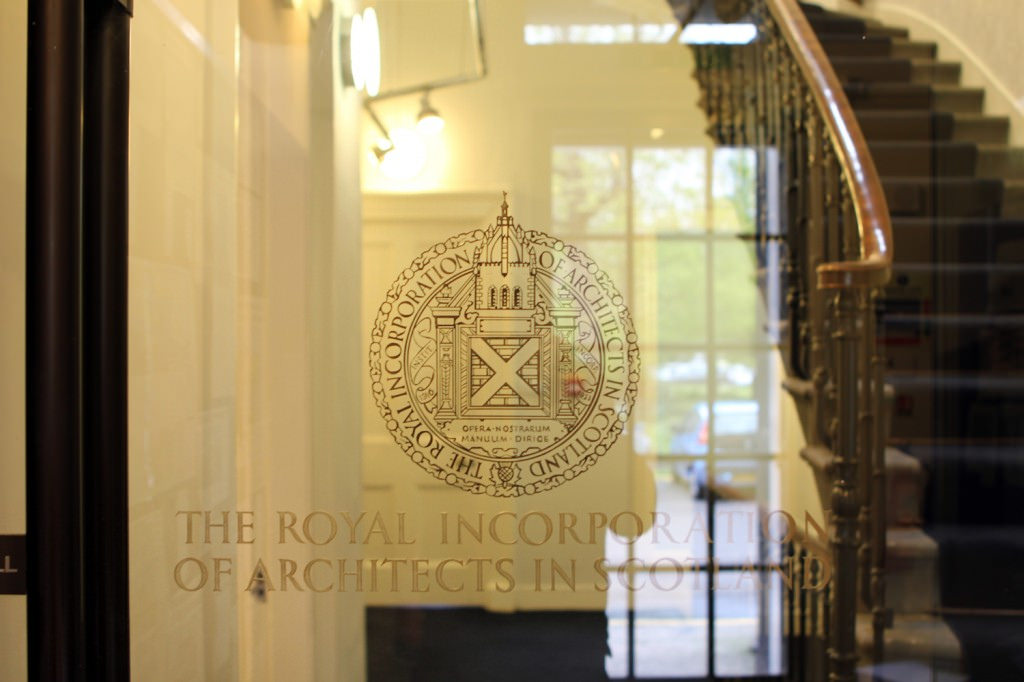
[797,2,827,14]
[911,60,961,85]
[806,14,869,35]
[854,111,1009,144]
[890,38,938,60]
[890,217,1024,264]
[844,84,983,113]
[880,311,1024,379]
[952,114,1011,144]
[800,446,926,527]
[815,34,937,60]
[942,612,1024,680]
[856,661,967,682]
[869,142,977,177]
[886,527,941,614]
[922,523,1024,608]
[801,6,908,40]
[856,111,955,142]
[829,56,913,83]
[887,371,1024,440]
[1000,180,1024,215]
[818,34,893,58]
[887,448,926,526]
[904,443,1024,524]
[885,261,1024,320]
[828,57,960,86]
[976,146,1024,179]
[855,613,963,674]
[882,177,1004,218]
[865,24,910,40]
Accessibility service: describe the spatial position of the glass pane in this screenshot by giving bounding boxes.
[633,461,710,564]
[605,579,631,679]
[633,571,710,678]
[0,1,26,677]
[634,350,707,456]
[552,146,627,235]
[130,3,362,679]
[634,240,707,346]
[713,239,770,344]
[713,350,778,454]
[713,570,784,677]
[633,147,707,234]
[377,0,482,92]
[523,0,675,45]
[572,238,630,300]
[712,147,757,234]
[711,473,781,563]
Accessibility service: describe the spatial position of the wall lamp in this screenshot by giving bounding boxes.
[343,7,381,97]
[416,90,445,135]
[362,0,487,175]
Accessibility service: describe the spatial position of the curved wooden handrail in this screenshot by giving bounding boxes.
[767,0,893,289]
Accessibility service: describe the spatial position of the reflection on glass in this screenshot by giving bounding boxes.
[712,147,756,234]
[634,147,707,233]
[552,146,627,234]
[713,571,784,677]
[634,461,710,563]
[605,580,630,679]
[523,23,679,45]
[376,0,480,93]
[713,350,778,454]
[713,239,769,344]
[634,240,707,346]
[634,350,707,455]
[712,495,778,564]
[550,140,785,681]
[571,238,629,298]
[633,572,710,679]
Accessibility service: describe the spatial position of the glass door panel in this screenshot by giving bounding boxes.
[123,1,792,680]
[129,1,363,679]
[0,0,27,677]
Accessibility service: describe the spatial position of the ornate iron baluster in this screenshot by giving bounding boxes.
[829,287,862,682]
[869,288,888,663]
[805,108,829,442]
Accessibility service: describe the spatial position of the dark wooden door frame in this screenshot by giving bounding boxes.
[26,0,132,678]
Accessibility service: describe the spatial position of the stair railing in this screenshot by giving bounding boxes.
[686,1,893,679]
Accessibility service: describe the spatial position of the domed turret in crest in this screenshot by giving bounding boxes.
[474,193,536,312]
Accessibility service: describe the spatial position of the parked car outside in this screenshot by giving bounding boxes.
[671,400,762,499]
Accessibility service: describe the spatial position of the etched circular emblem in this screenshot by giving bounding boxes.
[369,197,639,496]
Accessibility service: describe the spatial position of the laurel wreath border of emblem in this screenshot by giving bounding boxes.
[368,228,640,497]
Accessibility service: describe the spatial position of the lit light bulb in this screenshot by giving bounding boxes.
[416,97,445,135]
[378,128,426,180]
[362,8,381,97]
[417,111,445,134]
[350,13,365,91]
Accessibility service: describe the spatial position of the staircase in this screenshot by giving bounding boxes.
[683,0,1024,677]
[806,4,1024,679]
